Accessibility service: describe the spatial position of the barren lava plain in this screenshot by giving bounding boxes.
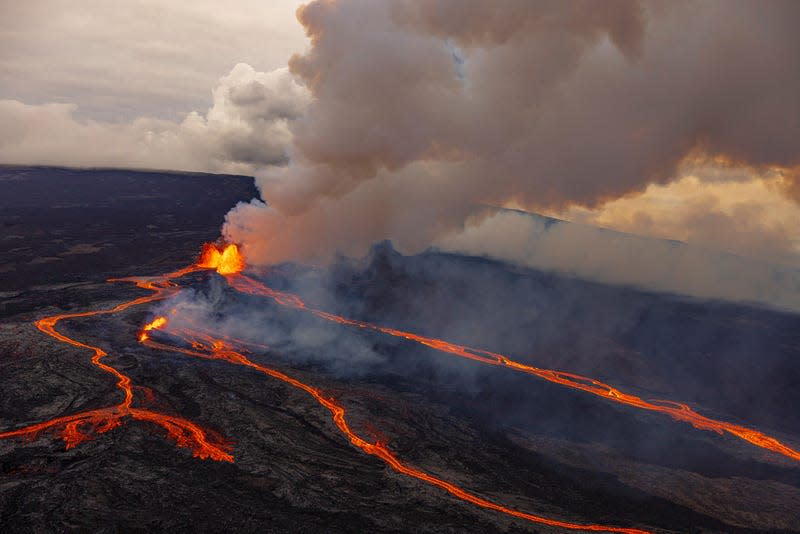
[1,165,799,533]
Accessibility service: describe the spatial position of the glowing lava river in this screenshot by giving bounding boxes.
[3,242,799,533]
[217,252,800,466]
[0,263,233,461]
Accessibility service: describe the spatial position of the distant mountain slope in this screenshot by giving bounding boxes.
[0,165,258,293]
[436,207,800,312]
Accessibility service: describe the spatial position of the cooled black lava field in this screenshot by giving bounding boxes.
[1,166,799,533]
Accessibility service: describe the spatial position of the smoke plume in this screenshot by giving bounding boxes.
[224,0,800,272]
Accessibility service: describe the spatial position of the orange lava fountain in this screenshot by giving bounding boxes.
[139,316,167,342]
[197,242,245,275]
[0,263,233,462]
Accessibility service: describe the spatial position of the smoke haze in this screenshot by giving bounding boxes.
[436,209,800,312]
[149,243,800,438]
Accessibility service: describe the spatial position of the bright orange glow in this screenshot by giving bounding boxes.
[224,273,800,465]
[196,242,244,275]
[143,321,647,533]
[197,242,223,269]
[139,316,168,342]
[0,262,233,463]
[217,244,245,274]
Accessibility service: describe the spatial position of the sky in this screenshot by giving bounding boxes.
[0,1,307,121]
[0,0,308,173]
[1,0,798,308]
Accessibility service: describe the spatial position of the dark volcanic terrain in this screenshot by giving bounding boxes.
[1,166,799,533]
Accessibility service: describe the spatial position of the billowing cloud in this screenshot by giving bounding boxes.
[2,0,797,308]
[224,0,800,269]
[0,64,309,173]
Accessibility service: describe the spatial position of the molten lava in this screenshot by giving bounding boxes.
[139,310,647,533]
[197,242,244,275]
[222,272,800,465]
[5,239,798,534]
[0,263,233,462]
[139,316,168,342]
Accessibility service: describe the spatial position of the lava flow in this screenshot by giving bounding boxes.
[3,240,794,534]
[0,263,233,462]
[139,316,168,342]
[196,244,800,465]
[139,314,647,534]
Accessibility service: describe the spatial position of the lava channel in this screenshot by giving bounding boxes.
[140,314,649,534]
[194,242,800,465]
[0,263,232,462]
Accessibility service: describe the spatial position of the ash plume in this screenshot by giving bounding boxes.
[223,0,800,278]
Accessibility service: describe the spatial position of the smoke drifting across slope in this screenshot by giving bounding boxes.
[437,209,800,311]
[224,0,800,284]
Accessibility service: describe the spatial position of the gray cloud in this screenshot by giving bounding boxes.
[0,64,310,173]
[0,0,306,122]
[2,0,797,309]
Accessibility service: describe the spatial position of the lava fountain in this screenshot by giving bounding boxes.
[197,242,245,275]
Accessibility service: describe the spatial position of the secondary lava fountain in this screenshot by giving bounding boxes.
[139,316,168,342]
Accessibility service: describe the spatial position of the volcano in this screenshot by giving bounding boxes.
[1,166,799,533]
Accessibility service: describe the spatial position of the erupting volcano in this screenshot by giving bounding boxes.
[5,0,800,530]
[0,241,655,533]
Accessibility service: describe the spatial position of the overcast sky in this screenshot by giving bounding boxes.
[0,0,310,173]
[0,1,307,122]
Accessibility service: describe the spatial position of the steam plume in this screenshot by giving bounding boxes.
[224,1,800,279]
